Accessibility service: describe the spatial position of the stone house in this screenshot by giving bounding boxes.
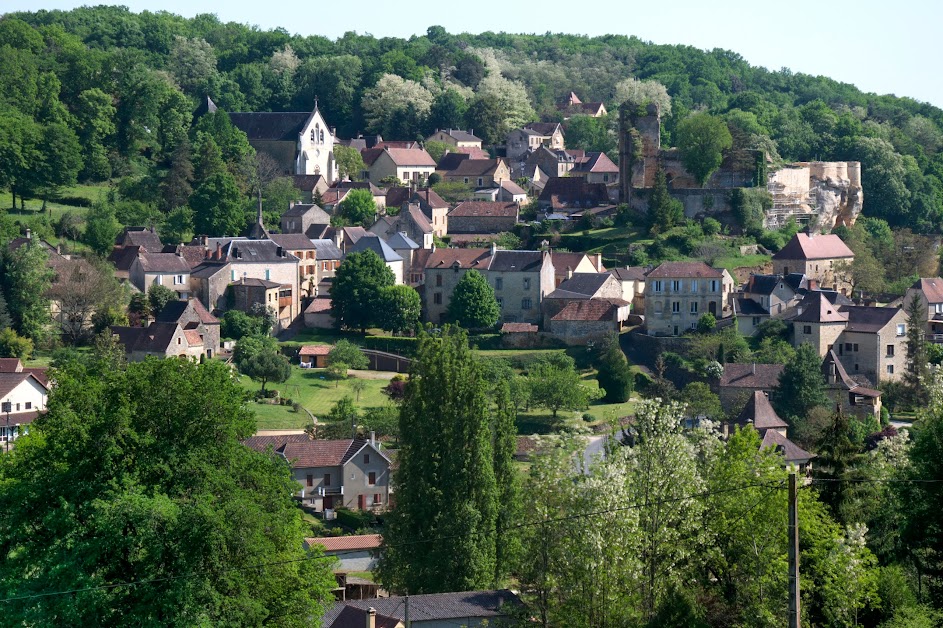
[116,226,163,253]
[244,434,393,513]
[506,123,565,163]
[369,204,434,250]
[129,251,192,297]
[609,266,648,314]
[547,300,627,345]
[303,297,334,329]
[525,145,581,179]
[904,277,943,341]
[550,252,607,287]
[771,232,854,293]
[304,534,382,573]
[542,272,626,324]
[733,273,807,335]
[362,146,436,185]
[538,177,610,211]
[717,363,785,412]
[644,262,734,336]
[790,291,908,384]
[426,128,482,149]
[822,350,883,421]
[290,174,329,201]
[473,179,529,204]
[189,239,300,330]
[486,250,555,325]
[447,201,519,234]
[154,298,221,359]
[0,370,48,447]
[726,391,815,470]
[423,248,495,324]
[111,322,207,361]
[268,233,323,299]
[385,232,421,285]
[309,239,344,295]
[229,278,283,316]
[385,187,450,237]
[280,203,332,239]
[348,234,405,285]
[570,151,619,185]
[443,158,511,188]
[558,92,608,117]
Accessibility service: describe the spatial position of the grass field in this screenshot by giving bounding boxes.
[239,366,395,429]
[2,183,110,253]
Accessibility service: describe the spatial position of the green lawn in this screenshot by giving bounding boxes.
[712,253,771,274]
[239,366,395,429]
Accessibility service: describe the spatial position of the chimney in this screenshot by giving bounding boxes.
[752,362,756,376]
[490,242,497,256]
[276,246,284,257]
[25,228,31,241]
[215,242,222,260]
[366,608,376,628]
[370,431,376,446]
[595,253,602,271]
[566,266,573,280]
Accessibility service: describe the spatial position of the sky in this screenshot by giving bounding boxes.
[7,0,943,107]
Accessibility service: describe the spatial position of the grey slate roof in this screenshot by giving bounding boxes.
[745,274,782,296]
[488,250,545,272]
[321,590,521,627]
[349,234,403,262]
[310,239,343,260]
[386,231,419,250]
[268,233,319,250]
[554,272,612,297]
[228,111,310,141]
[282,203,330,221]
[735,297,769,316]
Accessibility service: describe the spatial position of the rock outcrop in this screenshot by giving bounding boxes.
[766,162,863,231]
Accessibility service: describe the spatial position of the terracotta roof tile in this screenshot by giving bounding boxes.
[306,534,382,552]
[425,248,492,270]
[501,322,538,333]
[646,261,724,279]
[772,233,854,261]
[449,201,519,218]
[299,345,332,356]
[551,300,619,321]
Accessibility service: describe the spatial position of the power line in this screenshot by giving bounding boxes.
[807,478,943,484]
[0,480,785,605]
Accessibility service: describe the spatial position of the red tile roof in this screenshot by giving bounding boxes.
[0,358,23,373]
[913,277,943,303]
[772,233,854,261]
[551,300,620,322]
[304,298,332,314]
[425,248,492,270]
[501,322,538,333]
[299,344,332,356]
[371,147,436,167]
[646,261,724,279]
[449,201,519,218]
[446,159,504,177]
[244,435,368,468]
[306,534,382,552]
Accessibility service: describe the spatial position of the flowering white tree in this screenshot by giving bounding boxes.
[615,78,672,115]
[821,524,880,627]
[360,73,433,137]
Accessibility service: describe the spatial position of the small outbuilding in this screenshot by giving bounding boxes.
[299,344,332,368]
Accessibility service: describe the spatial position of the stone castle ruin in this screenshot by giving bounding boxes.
[618,103,862,232]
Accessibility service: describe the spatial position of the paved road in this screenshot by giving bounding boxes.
[581,434,609,474]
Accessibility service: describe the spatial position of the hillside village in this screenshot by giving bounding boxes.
[3,9,943,627]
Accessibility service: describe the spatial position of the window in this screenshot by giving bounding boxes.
[323,473,331,486]
[803,325,812,335]
[936,303,943,314]
[690,302,698,314]
[691,280,698,292]
[690,322,697,330]
[854,344,859,351]
[653,280,663,293]
[671,280,681,292]
[306,475,313,487]
[436,274,443,287]
[374,493,382,505]
[710,280,719,292]
[522,298,532,310]
[433,292,442,305]
[886,344,895,358]
[403,171,410,181]
[265,269,271,280]
[496,296,503,307]
[24,402,31,409]
[845,343,853,351]
[478,178,483,186]
[174,274,184,285]
[364,453,370,464]
[463,177,469,184]
[752,316,760,326]
[897,324,906,336]
[368,472,376,486]
[495,277,503,290]
[523,278,531,290]
[672,301,680,313]
[887,364,895,375]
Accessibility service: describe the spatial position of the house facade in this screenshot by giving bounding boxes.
[129,252,192,297]
[447,201,519,234]
[570,151,619,185]
[362,147,436,184]
[280,203,332,238]
[905,277,943,341]
[0,370,48,448]
[771,232,854,293]
[443,159,511,188]
[244,434,393,513]
[644,262,734,336]
[111,322,207,361]
[426,128,483,149]
[154,298,221,359]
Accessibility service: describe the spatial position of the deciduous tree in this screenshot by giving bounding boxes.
[330,250,395,333]
[378,285,421,335]
[675,113,733,187]
[446,269,499,329]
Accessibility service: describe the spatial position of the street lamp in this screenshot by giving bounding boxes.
[1,401,11,454]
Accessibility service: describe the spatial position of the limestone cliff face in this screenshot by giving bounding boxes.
[810,162,863,229]
[765,161,862,231]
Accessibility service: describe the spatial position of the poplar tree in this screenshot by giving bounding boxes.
[377,326,500,594]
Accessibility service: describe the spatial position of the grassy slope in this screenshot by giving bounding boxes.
[239,367,394,430]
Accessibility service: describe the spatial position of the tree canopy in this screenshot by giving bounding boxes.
[0,357,336,625]
[329,250,395,333]
[446,269,500,329]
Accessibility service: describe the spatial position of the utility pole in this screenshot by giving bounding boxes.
[788,471,801,628]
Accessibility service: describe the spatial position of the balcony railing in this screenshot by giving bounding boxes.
[317,486,343,496]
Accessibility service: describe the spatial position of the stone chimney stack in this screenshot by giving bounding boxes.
[566,266,573,280]
[366,607,376,628]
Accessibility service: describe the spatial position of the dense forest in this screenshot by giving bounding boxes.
[2,6,943,237]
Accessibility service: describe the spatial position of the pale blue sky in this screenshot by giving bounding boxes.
[8,0,942,107]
